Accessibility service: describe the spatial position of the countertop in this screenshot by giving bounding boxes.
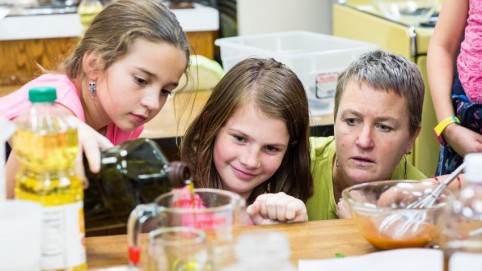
[0,3,219,41]
[86,219,376,269]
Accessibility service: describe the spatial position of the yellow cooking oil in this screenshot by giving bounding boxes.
[14,128,81,204]
[12,87,87,271]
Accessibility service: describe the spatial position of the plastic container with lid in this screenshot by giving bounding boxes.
[215,31,378,116]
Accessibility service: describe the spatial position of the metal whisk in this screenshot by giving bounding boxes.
[378,162,465,238]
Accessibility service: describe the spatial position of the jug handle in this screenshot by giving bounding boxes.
[127,202,159,267]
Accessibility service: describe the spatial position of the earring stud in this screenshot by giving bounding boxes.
[89,81,96,96]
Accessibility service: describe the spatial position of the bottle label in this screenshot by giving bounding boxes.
[41,201,86,269]
[449,252,482,271]
[315,72,339,99]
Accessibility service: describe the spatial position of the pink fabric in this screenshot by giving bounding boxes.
[457,0,482,103]
[0,74,143,144]
[171,187,216,229]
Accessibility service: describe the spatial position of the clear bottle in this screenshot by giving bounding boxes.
[222,230,297,271]
[442,153,482,271]
[77,0,103,33]
[12,86,87,271]
[83,138,191,232]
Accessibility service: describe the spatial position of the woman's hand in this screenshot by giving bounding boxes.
[246,192,308,225]
[336,198,352,219]
[74,119,113,188]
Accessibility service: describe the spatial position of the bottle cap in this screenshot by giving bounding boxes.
[464,153,482,183]
[29,87,57,103]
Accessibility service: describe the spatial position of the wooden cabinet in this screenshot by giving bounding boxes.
[0,37,78,87]
[0,31,217,90]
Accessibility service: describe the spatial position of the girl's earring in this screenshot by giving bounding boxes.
[89,81,96,98]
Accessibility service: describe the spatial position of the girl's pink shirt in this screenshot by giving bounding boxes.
[0,74,143,145]
[457,0,482,103]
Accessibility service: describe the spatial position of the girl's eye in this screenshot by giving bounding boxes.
[160,88,172,97]
[265,145,279,153]
[232,135,246,143]
[134,76,148,86]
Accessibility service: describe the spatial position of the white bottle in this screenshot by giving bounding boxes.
[222,230,297,271]
[443,153,482,271]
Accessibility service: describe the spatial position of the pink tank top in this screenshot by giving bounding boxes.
[457,0,482,103]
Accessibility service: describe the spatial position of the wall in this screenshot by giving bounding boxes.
[237,0,335,35]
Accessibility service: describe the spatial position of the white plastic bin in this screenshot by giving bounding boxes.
[215,31,378,116]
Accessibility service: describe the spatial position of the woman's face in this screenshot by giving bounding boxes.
[213,102,290,200]
[334,80,418,187]
[95,39,187,131]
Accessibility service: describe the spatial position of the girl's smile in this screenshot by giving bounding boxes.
[213,100,289,200]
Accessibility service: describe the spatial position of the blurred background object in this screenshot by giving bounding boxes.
[179,54,224,92]
[371,0,438,26]
[237,0,332,35]
[77,0,103,33]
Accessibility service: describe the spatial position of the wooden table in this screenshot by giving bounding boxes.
[86,219,376,270]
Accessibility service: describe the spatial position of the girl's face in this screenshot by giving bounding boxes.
[213,102,290,200]
[334,80,417,187]
[95,39,187,131]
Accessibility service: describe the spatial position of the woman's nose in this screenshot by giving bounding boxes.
[240,147,260,168]
[356,126,374,149]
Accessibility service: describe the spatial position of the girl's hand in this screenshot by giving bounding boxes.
[444,124,482,156]
[246,192,308,225]
[74,119,113,188]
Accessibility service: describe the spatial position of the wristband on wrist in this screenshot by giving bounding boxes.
[434,115,460,145]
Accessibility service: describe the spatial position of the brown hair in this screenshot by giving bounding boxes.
[180,58,313,204]
[334,50,424,136]
[60,0,190,81]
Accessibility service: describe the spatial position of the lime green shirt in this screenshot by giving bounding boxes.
[306,136,426,221]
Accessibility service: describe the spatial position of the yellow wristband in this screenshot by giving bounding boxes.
[434,115,460,145]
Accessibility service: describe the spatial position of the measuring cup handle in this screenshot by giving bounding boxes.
[127,202,159,267]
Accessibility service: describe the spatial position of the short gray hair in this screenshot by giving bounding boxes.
[334,50,424,136]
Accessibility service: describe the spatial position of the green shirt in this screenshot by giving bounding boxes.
[306,136,426,221]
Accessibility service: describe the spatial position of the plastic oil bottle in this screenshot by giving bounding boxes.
[442,153,482,271]
[12,86,87,271]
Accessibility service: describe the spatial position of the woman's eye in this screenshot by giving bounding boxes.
[377,124,392,132]
[160,88,172,97]
[345,118,357,126]
[134,76,148,86]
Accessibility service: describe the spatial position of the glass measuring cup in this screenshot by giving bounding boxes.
[147,227,208,271]
[128,188,245,268]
